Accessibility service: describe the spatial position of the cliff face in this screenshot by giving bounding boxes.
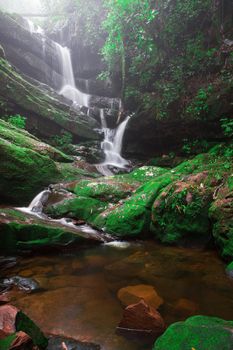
[0,57,100,142]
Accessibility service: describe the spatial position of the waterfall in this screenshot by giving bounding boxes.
[96,109,131,176]
[54,43,90,107]
[25,18,44,35]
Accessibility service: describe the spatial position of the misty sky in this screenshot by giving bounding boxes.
[0,0,43,14]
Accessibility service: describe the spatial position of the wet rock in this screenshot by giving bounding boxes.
[172,298,199,318]
[2,277,40,293]
[0,295,10,305]
[209,180,233,260]
[117,284,163,309]
[47,336,101,350]
[0,208,103,254]
[9,331,33,350]
[118,299,165,335]
[153,315,233,350]
[0,257,18,270]
[0,305,18,337]
[0,58,100,145]
[151,171,213,245]
[0,305,48,349]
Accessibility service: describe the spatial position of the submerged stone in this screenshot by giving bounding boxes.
[117,284,163,309]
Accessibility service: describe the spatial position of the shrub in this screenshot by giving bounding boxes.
[8,114,26,129]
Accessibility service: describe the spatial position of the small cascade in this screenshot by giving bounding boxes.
[25,18,44,35]
[54,43,90,107]
[16,188,105,238]
[96,109,131,176]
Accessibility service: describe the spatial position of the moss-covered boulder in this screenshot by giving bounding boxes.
[151,172,213,244]
[209,177,233,259]
[46,196,109,224]
[0,120,98,204]
[0,208,103,254]
[153,316,233,350]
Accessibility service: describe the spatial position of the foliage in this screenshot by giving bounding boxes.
[51,130,73,153]
[7,114,26,129]
[220,118,233,138]
[185,85,213,119]
[182,138,210,155]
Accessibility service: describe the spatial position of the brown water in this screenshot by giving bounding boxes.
[2,241,233,350]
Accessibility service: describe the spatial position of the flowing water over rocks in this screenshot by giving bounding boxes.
[1,242,233,350]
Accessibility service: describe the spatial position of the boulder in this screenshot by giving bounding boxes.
[153,315,233,350]
[151,171,213,245]
[117,285,163,309]
[118,299,165,335]
[0,208,104,254]
[209,179,233,259]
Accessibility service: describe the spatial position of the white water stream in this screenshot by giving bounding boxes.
[96,109,131,176]
[16,189,102,237]
[54,43,90,107]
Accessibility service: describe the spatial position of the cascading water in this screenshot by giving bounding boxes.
[96,109,131,176]
[16,189,105,238]
[55,43,90,107]
[25,18,44,35]
[23,18,131,175]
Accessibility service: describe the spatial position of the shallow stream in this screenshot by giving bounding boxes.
[3,241,233,350]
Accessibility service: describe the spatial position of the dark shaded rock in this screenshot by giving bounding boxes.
[118,299,165,334]
[0,11,62,90]
[0,257,18,271]
[209,179,233,260]
[89,96,120,110]
[47,336,101,350]
[76,77,119,98]
[0,295,10,305]
[153,315,233,350]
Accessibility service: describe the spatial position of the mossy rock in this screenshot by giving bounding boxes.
[209,179,233,259]
[151,172,213,244]
[15,311,48,349]
[153,316,233,350]
[74,177,137,203]
[0,209,102,254]
[46,196,109,224]
[93,173,175,237]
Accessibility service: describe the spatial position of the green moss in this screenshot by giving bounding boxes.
[0,334,16,350]
[153,316,233,350]
[16,311,48,349]
[47,196,109,224]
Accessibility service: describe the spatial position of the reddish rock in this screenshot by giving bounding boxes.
[117,284,163,309]
[118,299,165,335]
[0,305,18,337]
[10,331,33,349]
[0,294,10,305]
